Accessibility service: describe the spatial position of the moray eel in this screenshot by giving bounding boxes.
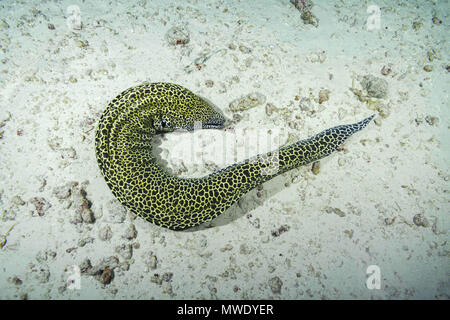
[95,82,374,231]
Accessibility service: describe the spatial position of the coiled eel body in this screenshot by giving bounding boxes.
[95,82,374,231]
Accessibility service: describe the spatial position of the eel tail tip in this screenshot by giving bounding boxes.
[357,113,376,129]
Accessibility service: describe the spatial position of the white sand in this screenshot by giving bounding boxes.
[0,0,448,299]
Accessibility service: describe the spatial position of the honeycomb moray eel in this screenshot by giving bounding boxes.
[95,82,374,231]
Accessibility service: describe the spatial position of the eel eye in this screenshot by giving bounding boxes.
[160,119,169,128]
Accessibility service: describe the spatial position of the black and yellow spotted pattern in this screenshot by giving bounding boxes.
[95,82,374,230]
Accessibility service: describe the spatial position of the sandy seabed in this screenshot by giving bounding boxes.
[0,0,448,299]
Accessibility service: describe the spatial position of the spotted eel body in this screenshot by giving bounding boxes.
[95,82,374,231]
